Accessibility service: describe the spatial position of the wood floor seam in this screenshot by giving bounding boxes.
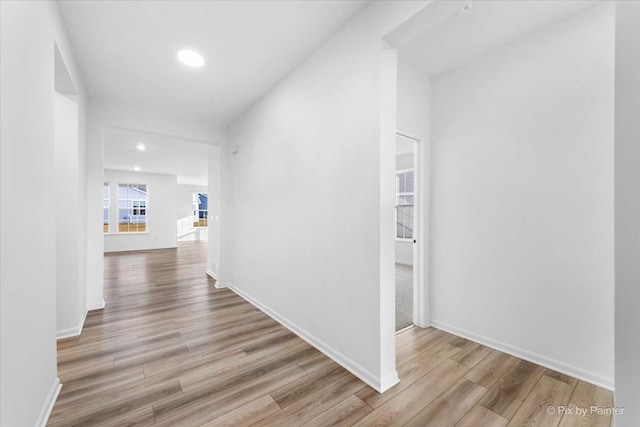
[481,369,541,424]
[48,241,614,427]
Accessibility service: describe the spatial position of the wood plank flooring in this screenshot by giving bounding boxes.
[49,241,613,426]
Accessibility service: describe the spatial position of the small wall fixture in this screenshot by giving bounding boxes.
[177,49,205,68]
[136,143,147,151]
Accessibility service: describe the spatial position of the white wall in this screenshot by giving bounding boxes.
[54,43,88,340]
[55,90,86,338]
[87,100,225,307]
[397,60,431,142]
[220,1,429,392]
[614,2,640,425]
[104,170,177,252]
[1,1,88,425]
[207,144,222,277]
[86,103,105,310]
[429,3,615,388]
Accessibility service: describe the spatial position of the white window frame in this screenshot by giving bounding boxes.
[117,183,148,234]
[103,182,110,233]
[395,168,414,241]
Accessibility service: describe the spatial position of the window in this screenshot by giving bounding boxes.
[193,192,208,228]
[103,182,109,233]
[396,170,414,239]
[118,184,147,233]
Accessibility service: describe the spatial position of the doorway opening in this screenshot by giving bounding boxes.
[395,132,418,331]
[177,191,209,242]
[54,42,85,340]
[192,192,209,228]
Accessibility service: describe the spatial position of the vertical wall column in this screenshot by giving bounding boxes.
[207,144,222,279]
[54,44,86,338]
[614,2,640,425]
[379,40,400,390]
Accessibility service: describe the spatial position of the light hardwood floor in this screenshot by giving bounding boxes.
[49,241,613,426]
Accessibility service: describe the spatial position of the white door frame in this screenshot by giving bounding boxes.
[396,130,428,328]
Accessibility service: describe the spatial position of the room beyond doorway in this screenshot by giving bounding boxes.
[395,263,413,330]
[395,133,416,331]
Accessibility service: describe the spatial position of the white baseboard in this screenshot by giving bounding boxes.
[214,280,229,289]
[104,246,177,254]
[87,298,105,311]
[36,377,61,427]
[431,319,614,391]
[56,309,88,340]
[206,269,217,280]
[380,371,400,392]
[224,283,395,393]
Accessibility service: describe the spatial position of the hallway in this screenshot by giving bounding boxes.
[50,241,368,426]
[48,242,614,426]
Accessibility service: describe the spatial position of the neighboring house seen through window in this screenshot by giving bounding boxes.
[193,192,208,228]
[396,170,414,240]
[118,184,148,233]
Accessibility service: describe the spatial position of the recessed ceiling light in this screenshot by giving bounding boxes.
[133,166,140,172]
[177,49,204,68]
[136,143,146,151]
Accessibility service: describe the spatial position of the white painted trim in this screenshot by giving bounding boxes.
[87,298,105,311]
[431,319,614,391]
[206,269,217,280]
[104,246,178,254]
[412,135,430,329]
[396,130,420,143]
[104,232,151,236]
[36,377,61,427]
[225,283,396,393]
[177,227,200,239]
[57,328,80,340]
[395,167,414,174]
[380,373,400,393]
[212,280,231,289]
[396,131,429,329]
[56,309,88,340]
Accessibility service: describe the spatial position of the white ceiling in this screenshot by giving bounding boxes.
[57,0,370,125]
[399,0,598,77]
[104,128,209,186]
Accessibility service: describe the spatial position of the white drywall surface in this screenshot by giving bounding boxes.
[429,3,615,388]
